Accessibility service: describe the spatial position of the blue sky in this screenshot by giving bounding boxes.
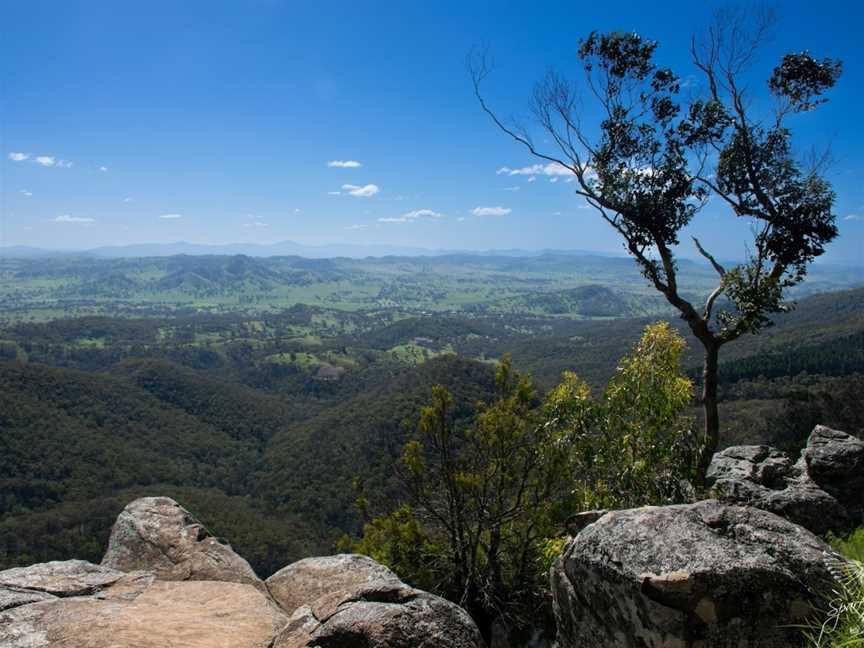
[1,0,862,263]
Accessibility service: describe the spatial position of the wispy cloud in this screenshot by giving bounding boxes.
[327,190,342,196]
[123,197,133,203]
[345,223,368,230]
[497,162,570,177]
[503,186,520,192]
[342,183,380,197]
[328,160,362,168]
[243,220,268,228]
[378,208,443,224]
[845,213,861,221]
[9,152,72,167]
[471,206,511,217]
[53,214,94,223]
[159,213,183,219]
[20,189,32,197]
[99,166,108,172]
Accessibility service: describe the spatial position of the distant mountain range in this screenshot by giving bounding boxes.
[0,241,630,260]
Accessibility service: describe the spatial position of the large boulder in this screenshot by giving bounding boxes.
[802,425,864,516]
[101,496,263,589]
[0,575,287,648]
[273,578,485,648]
[265,553,399,616]
[551,500,841,648]
[707,426,864,535]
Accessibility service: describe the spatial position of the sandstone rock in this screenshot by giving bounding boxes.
[707,426,864,535]
[0,577,287,648]
[0,560,125,597]
[551,500,840,648]
[265,553,399,616]
[101,496,263,589]
[273,578,485,648]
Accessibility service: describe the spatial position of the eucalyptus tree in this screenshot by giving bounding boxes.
[471,11,841,482]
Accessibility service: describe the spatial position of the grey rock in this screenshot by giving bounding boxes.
[265,553,400,616]
[551,500,841,648]
[803,425,864,516]
[707,426,864,534]
[0,560,125,597]
[273,577,485,648]
[0,587,56,612]
[101,496,263,590]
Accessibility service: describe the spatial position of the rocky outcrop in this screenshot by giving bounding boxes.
[2,497,485,648]
[273,578,485,648]
[101,496,264,590]
[551,500,841,648]
[707,425,864,535]
[266,553,400,616]
[0,576,287,648]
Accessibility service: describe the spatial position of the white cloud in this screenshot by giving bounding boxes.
[99,166,108,172]
[345,224,368,230]
[378,208,443,224]
[159,213,183,219]
[342,183,380,197]
[20,189,32,197]
[328,160,362,168]
[497,162,570,177]
[527,177,536,183]
[471,206,511,217]
[845,214,860,221]
[123,197,133,203]
[549,177,559,183]
[577,203,592,210]
[35,156,56,167]
[53,214,94,223]
[503,186,520,192]
[327,191,342,196]
[8,152,30,161]
[243,220,268,228]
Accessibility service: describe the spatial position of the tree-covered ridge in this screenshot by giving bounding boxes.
[1,287,862,579]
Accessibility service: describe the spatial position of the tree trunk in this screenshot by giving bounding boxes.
[697,342,720,488]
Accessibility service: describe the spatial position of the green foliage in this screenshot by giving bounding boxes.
[828,529,864,564]
[350,323,697,634]
[799,529,864,647]
[801,558,864,647]
[550,322,698,509]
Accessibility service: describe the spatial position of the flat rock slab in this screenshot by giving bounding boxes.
[0,560,125,597]
[0,578,287,648]
[552,500,841,648]
[0,587,56,612]
[265,553,399,616]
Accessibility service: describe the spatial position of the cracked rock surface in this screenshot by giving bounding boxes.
[551,500,843,648]
[100,496,265,590]
[707,425,864,534]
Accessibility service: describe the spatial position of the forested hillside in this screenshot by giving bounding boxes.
[1,256,862,576]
